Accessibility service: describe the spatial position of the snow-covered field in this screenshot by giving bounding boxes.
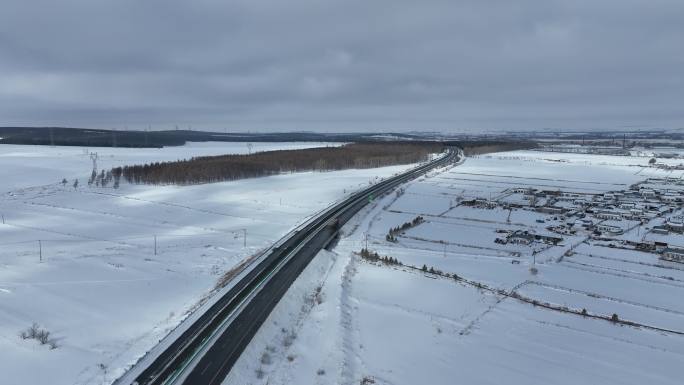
[0,141,340,192]
[0,141,432,385]
[231,150,684,385]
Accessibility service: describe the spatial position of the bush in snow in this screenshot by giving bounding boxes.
[19,323,58,349]
[282,330,297,347]
[260,352,272,365]
[303,285,325,309]
[19,323,40,340]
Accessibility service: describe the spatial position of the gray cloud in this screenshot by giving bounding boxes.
[1,0,683,132]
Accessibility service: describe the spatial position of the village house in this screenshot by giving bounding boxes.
[536,206,564,215]
[666,215,684,233]
[662,247,684,263]
[662,194,681,203]
[595,210,622,220]
[511,187,534,194]
[597,222,626,235]
[619,203,635,210]
[651,225,669,235]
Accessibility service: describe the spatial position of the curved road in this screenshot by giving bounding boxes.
[122,147,458,385]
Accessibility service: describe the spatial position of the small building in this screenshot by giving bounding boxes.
[630,208,643,217]
[662,247,684,263]
[655,241,669,252]
[595,210,622,220]
[597,223,624,235]
[665,216,684,233]
[511,187,533,194]
[641,189,656,198]
[596,219,633,236]
[537,206,564,215]
[652,226,669,235]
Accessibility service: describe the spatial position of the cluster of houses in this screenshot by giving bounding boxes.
[488,178,684,263]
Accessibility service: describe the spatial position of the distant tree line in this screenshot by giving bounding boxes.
[445,140,537,156]
[0,127,444,148]
[0,127,185,148]
[114,142,444,185]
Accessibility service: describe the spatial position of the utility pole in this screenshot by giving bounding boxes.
[39,240,42,262]
[1,214,4,224]
[90,152,99,173]
[364,232,368,250]
[154,235,157,256]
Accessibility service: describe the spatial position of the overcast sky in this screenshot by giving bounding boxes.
[1,0,682,133]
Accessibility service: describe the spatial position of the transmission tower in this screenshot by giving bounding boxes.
[90,152,99,173]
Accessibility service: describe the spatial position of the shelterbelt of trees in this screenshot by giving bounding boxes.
[114,142,445,185]
[450,140,537,156]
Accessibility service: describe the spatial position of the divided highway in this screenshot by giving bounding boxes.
[123,147,458,385]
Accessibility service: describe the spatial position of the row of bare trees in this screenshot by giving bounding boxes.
[458,140,537,156]
[114,142,444,185]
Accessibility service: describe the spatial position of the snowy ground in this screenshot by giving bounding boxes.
[0,141,341,192]
[231,150,684,385]
[0,141,432,385]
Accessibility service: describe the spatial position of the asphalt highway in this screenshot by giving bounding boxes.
[129,148,457,385]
